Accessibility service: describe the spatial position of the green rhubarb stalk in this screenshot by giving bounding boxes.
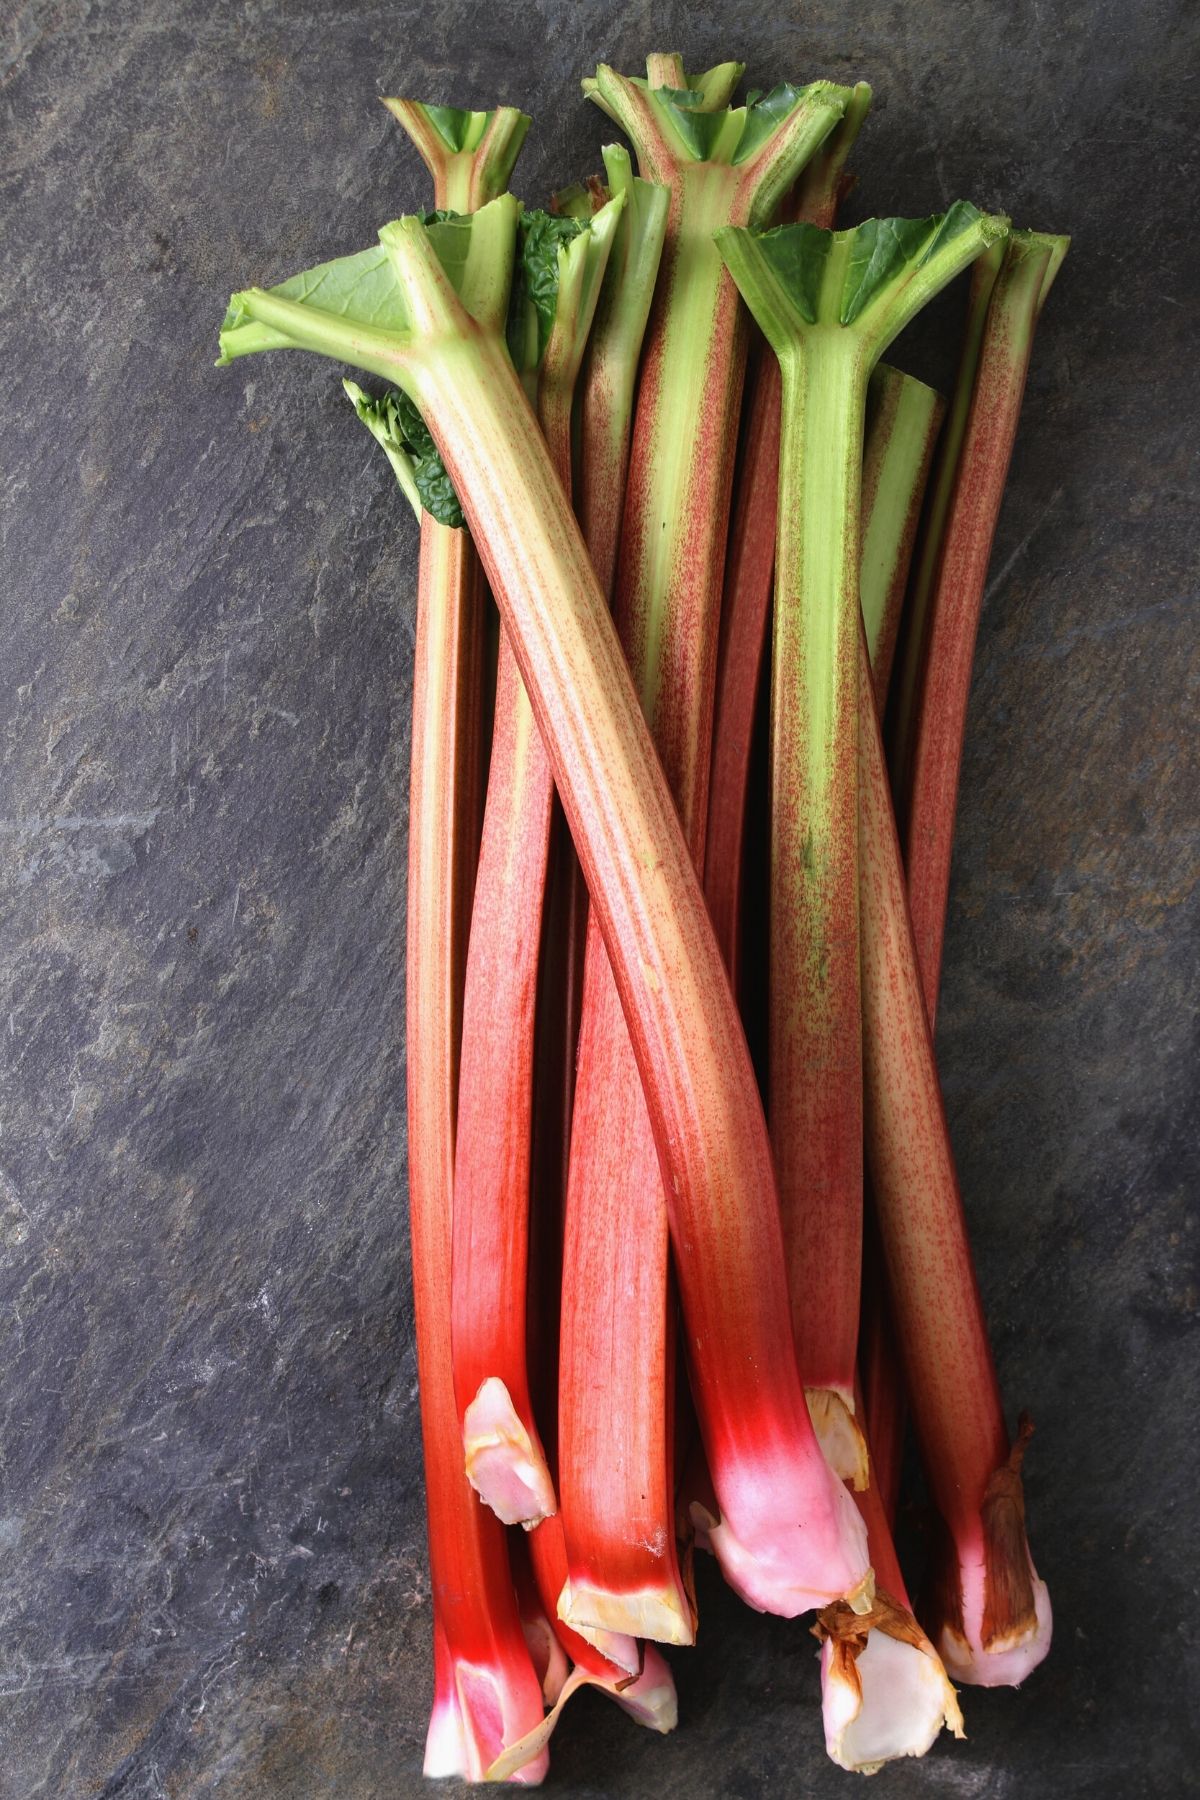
[715,203,1010,1489]
[381,97,530,213]
[217,193,871,1626]
[860,366,945,713]
[898,231,1069,1023]
[558,62,871,1638]
[704,83,871,993]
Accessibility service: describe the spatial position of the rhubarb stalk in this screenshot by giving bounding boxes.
[343,110,547,1779]
[453,193,625,1527]
[559,63,870,1638]
[859,366,945,713]
[858,599,1052,1683]
[715,202,1008,1487]
[897,231,1070,1021]
[704,83,870,990]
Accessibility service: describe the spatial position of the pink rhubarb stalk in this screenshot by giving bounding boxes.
[558,61,870,1639]
[453,195,625,1527]
[897,231,1070,1021]
[370,103,549,1782]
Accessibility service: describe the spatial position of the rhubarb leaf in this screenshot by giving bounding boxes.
[840,216,940,324]
[733,83,817,163]
[218,196,518,386]
[420,103,488,154]
[344,379,463,528]
[715,206,1009,362]
[751,220,832,324]
[515,211,587,359]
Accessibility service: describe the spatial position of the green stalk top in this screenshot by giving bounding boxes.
[382,99,531,212]
[714,203,1011,368]
[643,52,746,110]
[584,61,854,228]
[506,192,625,383]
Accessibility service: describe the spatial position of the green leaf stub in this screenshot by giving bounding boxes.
[350,383,464,528]
[732,82,817,163]
[750,222,833,324]
[840,216,939,325]
[508,210,587,364]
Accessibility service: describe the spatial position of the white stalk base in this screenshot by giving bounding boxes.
[463,1376,557,1528]
[821,1621,963,1774]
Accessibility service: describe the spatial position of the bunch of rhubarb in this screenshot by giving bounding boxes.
[216,50,1067,1783]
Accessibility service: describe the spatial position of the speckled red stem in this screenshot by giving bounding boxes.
[395,124,547,1783]
[899,236,1062,1023]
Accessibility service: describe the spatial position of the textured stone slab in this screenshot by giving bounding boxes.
[1,1,1197,1793]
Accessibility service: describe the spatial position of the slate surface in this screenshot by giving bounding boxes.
[2,1,1197,1795]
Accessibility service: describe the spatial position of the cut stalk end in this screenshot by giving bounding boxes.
[558,1572,696,1648]
[816,1589,964,1773]
[463,1377,558,1528]
[485,1646,678,1783]
[553,1578,642,1675]
[807,1386,871,1491]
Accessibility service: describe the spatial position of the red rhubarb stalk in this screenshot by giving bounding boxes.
[859,615,1052,1685]
[368,107,548,1782]
[887,240,1005,814]
[558,62,870,1637]
[898,231,1070,1021]
[453,196,625,1527]
[704,85,870,992]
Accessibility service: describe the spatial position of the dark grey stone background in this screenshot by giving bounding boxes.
[2,0,1197,1794]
